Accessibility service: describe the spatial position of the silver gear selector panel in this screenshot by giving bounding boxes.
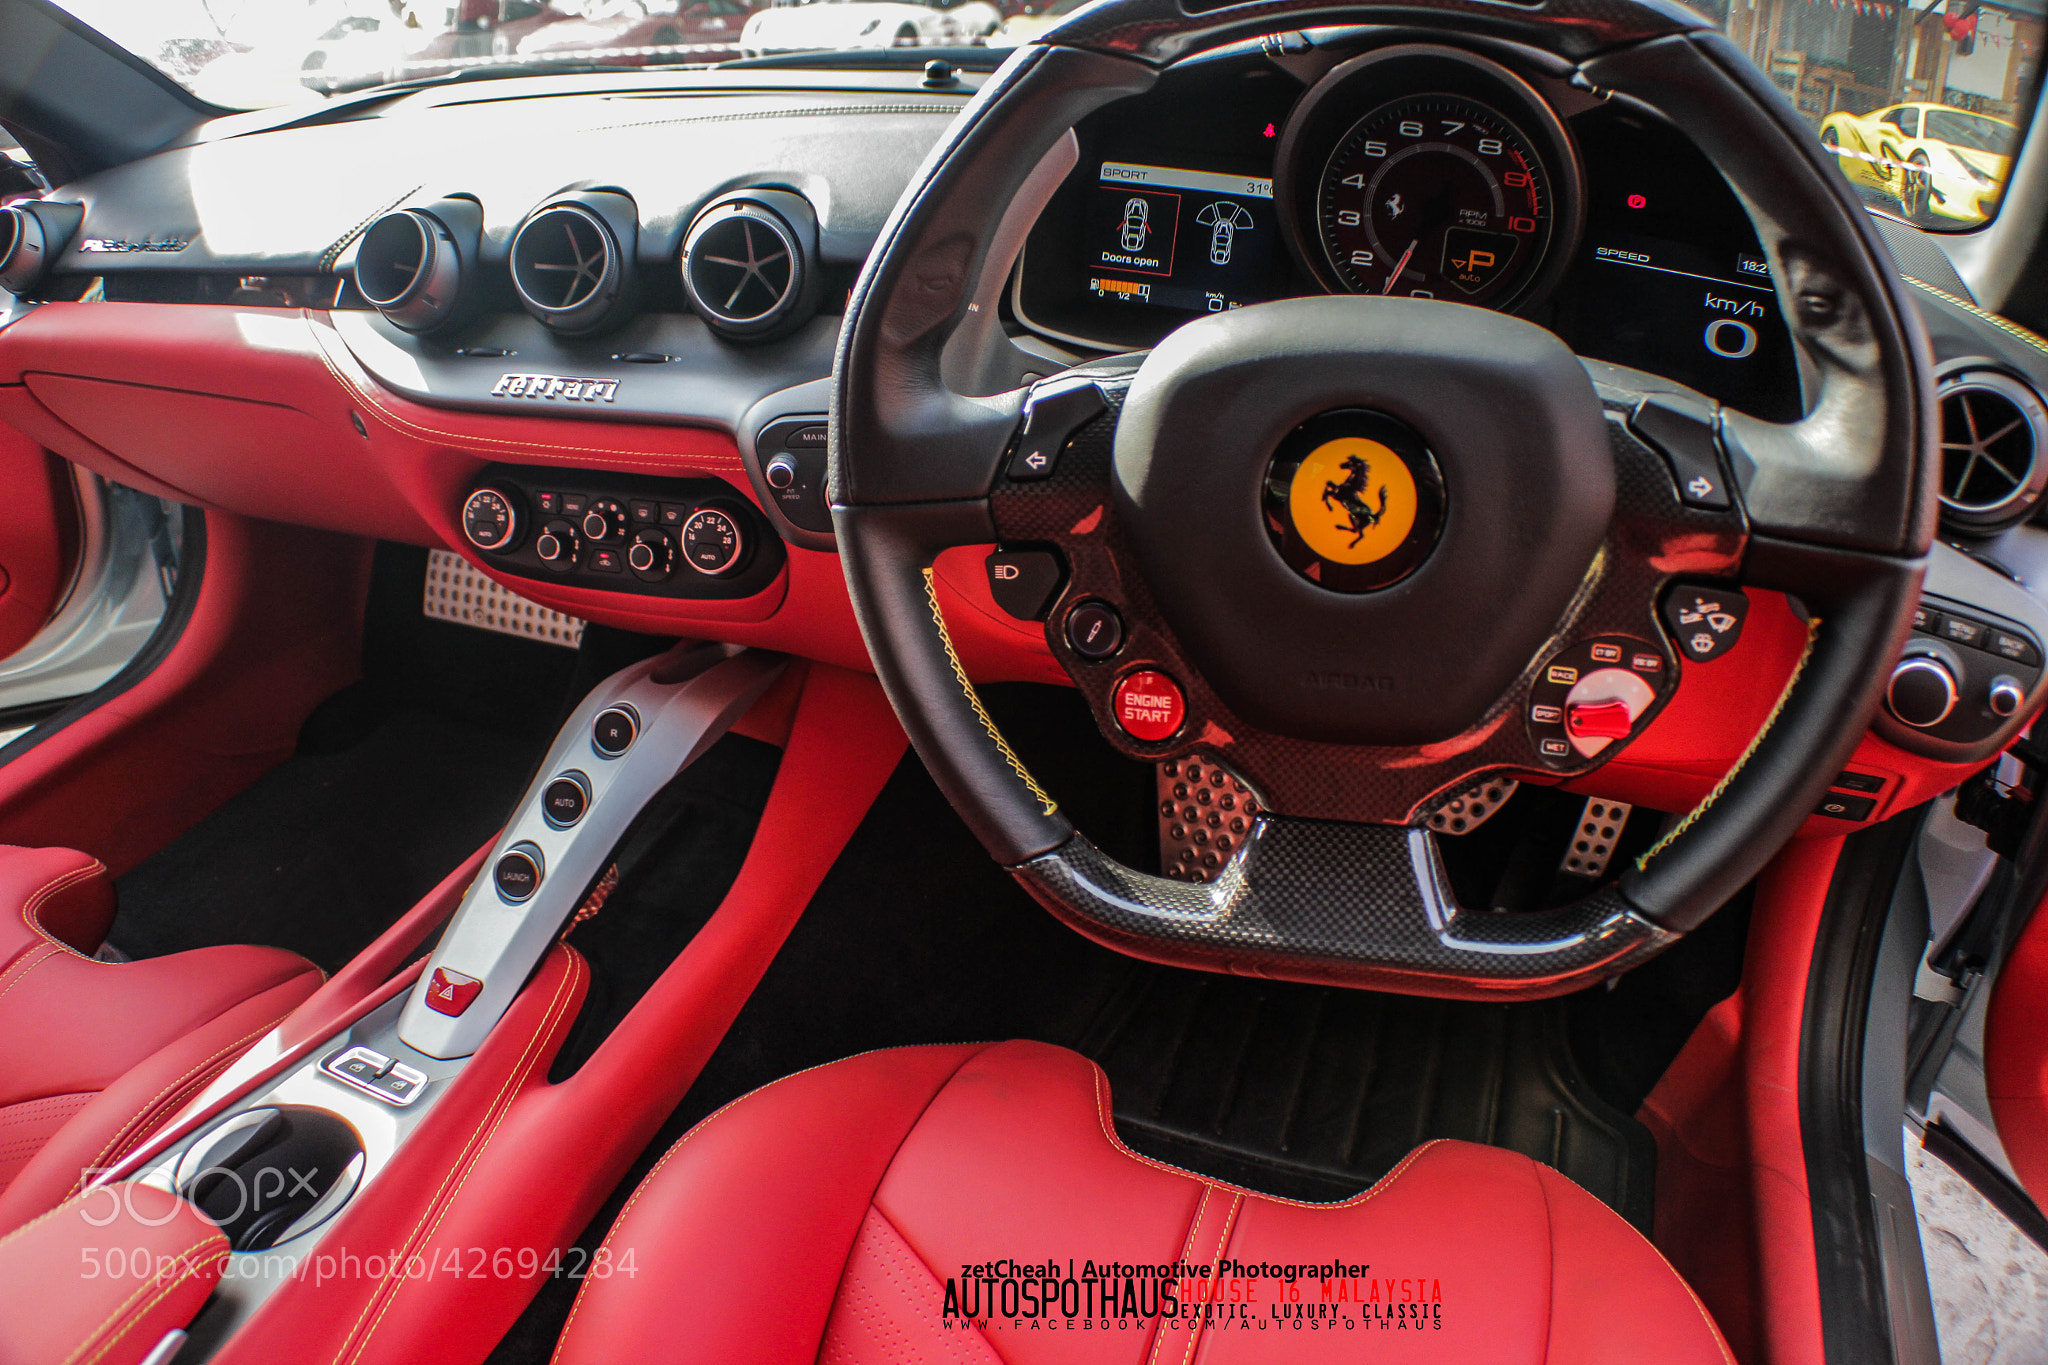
[398,644,785,1059]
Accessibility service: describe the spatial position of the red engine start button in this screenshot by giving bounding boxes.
[1114,670,1185,742]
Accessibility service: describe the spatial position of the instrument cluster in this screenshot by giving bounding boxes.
[1015,40,1804,422]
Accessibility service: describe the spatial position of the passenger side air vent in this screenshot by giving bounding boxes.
[353,197,481,333]
[509,193,639,337]
[680,190,821,343]
[0,200,83,297]
[1937,367,2048,534]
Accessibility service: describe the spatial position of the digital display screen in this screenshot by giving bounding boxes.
[1565,231,1797,421]
[1084,161,1278,315]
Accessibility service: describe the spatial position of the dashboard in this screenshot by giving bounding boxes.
[2,41,2048,830]
[1014,43,1803,421]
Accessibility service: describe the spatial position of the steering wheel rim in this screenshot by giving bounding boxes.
[829,0,1936,999]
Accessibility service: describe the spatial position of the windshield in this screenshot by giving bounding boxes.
[46,0,2048,229]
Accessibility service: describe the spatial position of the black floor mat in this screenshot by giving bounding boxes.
[109,703,554,972]
[110,544,581,972]
[1082,968,1655,1225]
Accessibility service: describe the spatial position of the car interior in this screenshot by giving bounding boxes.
[2,0,2048,1359]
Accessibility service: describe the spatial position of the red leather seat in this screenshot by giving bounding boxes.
[0,845,322,1230]
[554,1040,1733,1364]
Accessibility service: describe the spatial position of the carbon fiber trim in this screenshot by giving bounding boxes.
[1015,821,1676,1000]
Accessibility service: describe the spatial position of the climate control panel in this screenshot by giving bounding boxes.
[1884,596,2042,746]
[457,465,782,600]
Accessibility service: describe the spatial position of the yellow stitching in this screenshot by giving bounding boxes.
[63,1234,224,1365]
[1636,613,1822,870]
[19,861,106,961]
[336,949,585,1365]
[921,567,1056,817]
[1904,276,2048,360]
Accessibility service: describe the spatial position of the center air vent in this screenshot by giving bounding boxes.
[1938,368,2048,532]
[680,191,820,343]
[509,196,637,337]
[354,198,480,333]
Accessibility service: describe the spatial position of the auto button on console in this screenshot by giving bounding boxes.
[542,772,590,828]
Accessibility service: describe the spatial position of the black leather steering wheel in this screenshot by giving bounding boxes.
[830,0,1936,998]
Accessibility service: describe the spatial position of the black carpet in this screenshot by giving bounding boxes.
[109,544,581,971]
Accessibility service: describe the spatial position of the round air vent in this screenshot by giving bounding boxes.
[510,201,632,336]
[680,194,818,343]
[355,208,465,332]
[1937,368,2048,532]
[0,204,50,295]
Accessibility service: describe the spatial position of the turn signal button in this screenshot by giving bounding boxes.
[1565,699,1635,740]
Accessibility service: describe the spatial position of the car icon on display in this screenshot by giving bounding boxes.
[1119,197,1149,251]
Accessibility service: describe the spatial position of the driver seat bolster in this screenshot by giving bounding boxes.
[552,1039,1735,1364]
[0,845,324,1231]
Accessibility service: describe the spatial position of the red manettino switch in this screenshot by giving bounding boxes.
[1565,699,1635,740]
[425,967,484,1017]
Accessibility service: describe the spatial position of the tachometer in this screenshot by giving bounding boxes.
[1316,93,1556,306]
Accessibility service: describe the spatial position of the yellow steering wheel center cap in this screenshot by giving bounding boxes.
[1263,410,1446,593]
[1288,437,1419,566]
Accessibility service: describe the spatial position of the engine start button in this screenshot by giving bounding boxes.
[1114,670,1185,742]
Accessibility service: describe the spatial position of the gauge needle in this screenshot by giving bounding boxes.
[1382,239,1417,295]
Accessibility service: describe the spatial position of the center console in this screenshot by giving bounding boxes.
[113,643,785,1357]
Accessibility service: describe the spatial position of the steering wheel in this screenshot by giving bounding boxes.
[830,0,1936,999]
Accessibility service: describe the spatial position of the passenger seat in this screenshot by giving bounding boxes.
[0,845,322,1231]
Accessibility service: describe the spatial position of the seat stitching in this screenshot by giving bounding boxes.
[336,950,588,1365]
[72,1013,293,1194]
[18,862,108,962]
[0,943,59,1006]
[57,1231,223,1365]
[1089,1062,1443,1208]
[1532,1160,1734,1364]
[0,1187,96,1251]
[866,1203,1011,1364]
[548,1040,997,1365]
[1143,1185,1215,1365]
[84,1041,277,1186]
[1177,1193,1242,1365]
[74,1253,227,1365]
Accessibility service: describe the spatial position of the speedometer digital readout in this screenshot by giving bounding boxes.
[1317,94,1554,306]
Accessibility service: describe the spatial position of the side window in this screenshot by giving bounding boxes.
[1898,108,1920,138]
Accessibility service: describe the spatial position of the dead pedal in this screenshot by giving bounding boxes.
[423,549,585,648]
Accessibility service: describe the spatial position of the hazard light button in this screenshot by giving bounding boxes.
[424,967,484,1017]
